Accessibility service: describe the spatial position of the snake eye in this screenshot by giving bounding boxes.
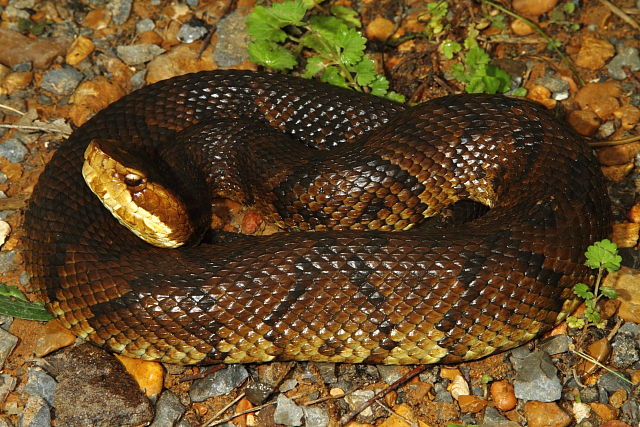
[124,173,145,188]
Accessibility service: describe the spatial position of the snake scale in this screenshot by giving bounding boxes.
[23,70,611,365]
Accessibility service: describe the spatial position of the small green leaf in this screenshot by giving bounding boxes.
[352,56,377,86]
[385,91,406,103]
[246,6,288,42]
[510,87,528,97]
[573,282,593,300]
[247,40,298,70]
[369,74,391,97]
[268,0,308,26]
[584,239,622,272]
[0,284,54,321]
[584,306,601,324]
[564,1,576,14]
[440,40,462,60]
[337,28,366,66]
[567,315,585,329]
[600,286,618,299]
[303,56,327,78]
[330,5,361,28]
[320,66,349,88]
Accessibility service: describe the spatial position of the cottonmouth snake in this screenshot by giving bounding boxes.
[23,70,611,365]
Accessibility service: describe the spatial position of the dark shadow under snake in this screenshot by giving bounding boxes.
[23,70,611,365]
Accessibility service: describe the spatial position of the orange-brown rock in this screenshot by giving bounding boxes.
[589,402,618,421]
[34,320,76,357]
[567,109,600,136]
[524,401,571,427]
[0,29,69,69]
[575,82,621,120]
[575,34,615,70]
[597,141,640,166]
[578,337,611,377]
[365,16,395,41]
[611,222,640,248]
[490,380,517,411]
[604,267,640,323]
[628,204,640,223]
[83,8,112,30]
[115,355,165,397]
[510,18,535,35]
[69,79,127,126]
[66,36,95,66]
[527,85,556,109]
[512,0,558,16]
[458,395,488,413]
[146,43,218,84]
[601,163,634,182]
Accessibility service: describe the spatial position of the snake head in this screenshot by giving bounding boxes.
[82,139,196,248]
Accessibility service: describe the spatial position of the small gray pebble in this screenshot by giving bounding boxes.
[19,395,50,427]
[596,121,616,139]
[578,387,599,403]
[189,365,248,402]
[130,70,147,90]
[0,138,27,163]
[116,44,165,66]
[106,0,132,25]
[538,334,571,355]
[244,380,273,405]
[0,172,7,184]
[310,363,337,384]
[612,322,640,368]
[0,315,12,331]
[608,46,640,80]
[302,406,329,427]
[622,398,640,423]
[19,271,29,286]
[214,11,249,68]
[12,61,32,72]
[177,20,208,43]
[9,0,36,8]
[41,67,84,95]
[136,18,155,34]
[597,371,632,394]
[534,76,570,100]
[274,394,303,426]
[186,0,199,7]
[0,373,17,403]
[512,351,562,402]
[377,365,404,385]
[279,378,297,393]
[0,251,16,273]
[149,390,186,427]
[23,368,56,407]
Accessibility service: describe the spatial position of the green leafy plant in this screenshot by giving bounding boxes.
[422,1,450,36]
[567,239,621,329]
[0,283,53,321]
[549,1,580,31]
[447,30,511,94]
[246,0,404,102]
[17,17,51,36]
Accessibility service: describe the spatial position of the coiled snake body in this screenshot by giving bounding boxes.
[23,71,610,365]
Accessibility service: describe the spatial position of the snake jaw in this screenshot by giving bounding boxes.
[82,140,195,248]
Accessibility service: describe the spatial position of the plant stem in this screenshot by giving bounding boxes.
[480,0,584,85]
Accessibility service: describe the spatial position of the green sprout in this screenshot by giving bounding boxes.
[567,239,621,329]
[246,0,404,102]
